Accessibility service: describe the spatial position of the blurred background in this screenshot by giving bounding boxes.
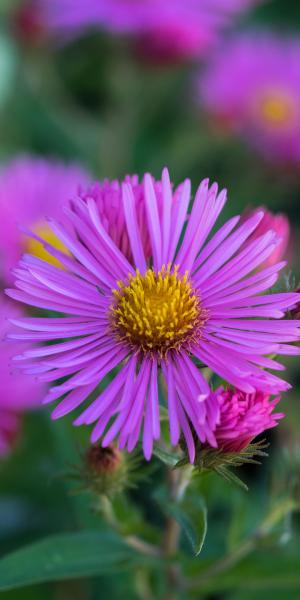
[0,0,300,598]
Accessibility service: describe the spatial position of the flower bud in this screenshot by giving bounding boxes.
[86,444,123,476]
[73,444,136,499]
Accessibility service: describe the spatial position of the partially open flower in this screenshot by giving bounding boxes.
[212,387,284,452]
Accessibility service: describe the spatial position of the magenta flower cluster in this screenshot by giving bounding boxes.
[6,168,300,461]
[34,0,259,61]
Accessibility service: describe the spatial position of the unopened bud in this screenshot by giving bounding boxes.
[86,444,123,476]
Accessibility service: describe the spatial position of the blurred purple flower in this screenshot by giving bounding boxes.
[198,32,300,164]
[33,0,258,61]
[210,387,283,452]
[6,168,300,462]
[0,156,90,283]
[0,294,45,456]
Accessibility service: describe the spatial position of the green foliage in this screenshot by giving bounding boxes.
[0,529,150,591]
[165,495,207,557]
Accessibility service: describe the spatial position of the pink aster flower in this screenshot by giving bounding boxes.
[241,206,291,269]
[199,32,300,164]
[6,168,300,462]
[0,294,44,456]
[0,156,90,283]
[210,387,284,452]
[34,0,258,61]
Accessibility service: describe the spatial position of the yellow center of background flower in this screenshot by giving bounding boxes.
[259,91,295,127]
[111,265,207,356]
[26,222,70,268]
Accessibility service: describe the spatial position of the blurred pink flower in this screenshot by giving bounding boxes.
[199,33,300,164]
[13,1,46,45]
[241,206,291,269]
[0,156,90,283]
[211,387,284,452]
[33,0,258,61]
[0,410,20,457]
[0,294,45,456]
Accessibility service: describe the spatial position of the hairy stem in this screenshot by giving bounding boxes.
[100,495,161,558]
[162,466,192,600]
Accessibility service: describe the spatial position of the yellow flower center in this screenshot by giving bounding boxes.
[25,222,70,268]
[110,265,207,357]
[259,91,295,127]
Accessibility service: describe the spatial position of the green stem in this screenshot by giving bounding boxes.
[162,466,192,600]
[100,495,161,558]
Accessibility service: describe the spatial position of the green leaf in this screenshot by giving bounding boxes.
[0,529,144,591]
[152,446,180,467]
[193,550,300,593]
[168,497,207,557]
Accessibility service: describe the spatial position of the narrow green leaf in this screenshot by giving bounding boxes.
[0,529,143,591]
[215,466,249,492]
[168,497,207,556]
[153,446,180,467]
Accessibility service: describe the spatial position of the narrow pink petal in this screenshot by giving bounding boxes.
[167,179,191,265]
[51,346,128,393]
[48,218,115,287]
[144,174,162,270]
[161,168,173,265]
[85,198,134,276]
[14,333,102,360]
[121,359,151,437]
[193,215,240,272]
[149,361,160,440]
[161,360,180,445]
[122,183,147,273]
[74,362,130,425]
[205,277,279,308]
[176,402,195,463]
[143,393,154,461]
[199,231,279,294]
[52,383,95,419]
[178,183,227,272]
[194,210,265,286]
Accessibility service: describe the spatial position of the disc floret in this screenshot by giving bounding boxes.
[110,265,208,357]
